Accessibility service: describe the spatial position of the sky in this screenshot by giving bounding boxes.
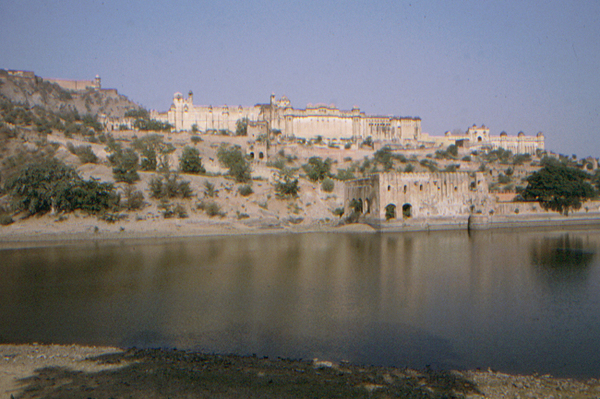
[1,0,599,157]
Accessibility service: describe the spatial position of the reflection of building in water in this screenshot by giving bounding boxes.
[344,172,491,220]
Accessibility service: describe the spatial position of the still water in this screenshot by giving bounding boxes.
[1,228,600,378]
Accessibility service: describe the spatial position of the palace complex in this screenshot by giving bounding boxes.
[162,92,545,155]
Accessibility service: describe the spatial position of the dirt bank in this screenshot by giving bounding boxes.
[2,344,599,398]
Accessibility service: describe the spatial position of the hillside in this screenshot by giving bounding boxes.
[0,70,141,118]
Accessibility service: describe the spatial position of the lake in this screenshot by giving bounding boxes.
[1,227,600,378]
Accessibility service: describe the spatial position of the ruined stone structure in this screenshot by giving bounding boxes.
[165,92,422,142]
[344,172,491,220]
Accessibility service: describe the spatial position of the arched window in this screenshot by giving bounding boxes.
[385,204,396,220]
[402,203,412,218]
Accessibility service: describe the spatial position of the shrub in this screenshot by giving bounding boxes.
[332,207,344,218]
[236,211,249,220]
[0,213,13,225]
[174,204,188,218]
[204,181,217,197]
[191,135,202,144]
[68,144,98,164]
[235,118,248,136]
[238,184,253,197]
[3,158,118,215]
[321,177,335,192]
[302,157,332,181]
[274,175,300,198]
[179,146,205,174]
[200,201,225,217]
[149,174,193,199]
[336,168,355,181]
[109,147,139,183]
[123,185,145,210]
[217,145,251,182]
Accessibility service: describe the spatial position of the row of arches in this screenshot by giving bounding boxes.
[385,203,412,220]
[348,198,412,220]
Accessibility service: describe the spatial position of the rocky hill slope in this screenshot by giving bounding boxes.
[0,69,141,118]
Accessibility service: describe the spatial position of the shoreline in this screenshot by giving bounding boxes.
[2,212,600,248]
[2,344,600,398]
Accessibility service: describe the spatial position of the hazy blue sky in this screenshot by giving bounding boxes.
[1,0,599,157]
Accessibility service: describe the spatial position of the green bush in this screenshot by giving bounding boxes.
[0,213,13,225]
[67,143,98,164]
[191,135,202,144]
[238,184,253,197]
[149,174,193,199]
[200,201,225,217]
[321,177,335,192]
[274,171,300,198]
[204,181,217,197]
[332,207,344,218]
[217,145,251,182]
[108,148,139,183]
[123,185,145,210]
[3,158,119,216]
[179,146,205,174]
[302,157,332,181]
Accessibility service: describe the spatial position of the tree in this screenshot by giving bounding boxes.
[374,147,395,171]
[132,134,175,172]
[274,169,300,198]
[109,148,140,183]
[302,157,332,181]
[520,163,595,215]
[3,158,118,215]
[179,146,205,174]
[217,145,251,182]
[235,118,248,136]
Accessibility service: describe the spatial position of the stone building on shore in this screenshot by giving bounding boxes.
[344,172,491,220]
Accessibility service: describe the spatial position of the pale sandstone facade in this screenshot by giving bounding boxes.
[428,125,545,155]
[164,93,543,155]
[344,172,491,220]
[165,92,422,142]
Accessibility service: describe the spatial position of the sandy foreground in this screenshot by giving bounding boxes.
[0,344,599,398]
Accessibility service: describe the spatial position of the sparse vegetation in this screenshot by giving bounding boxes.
[67,143,98,164]
[217,144,251,182]
[149,174,193,199]
[238,184,253,197]
[302,157,332,181]
[274,169,300,198]
[179,146,205,174]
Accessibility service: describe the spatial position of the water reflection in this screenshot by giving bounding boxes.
[2,229,600,377]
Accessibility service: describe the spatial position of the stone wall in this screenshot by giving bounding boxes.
[45,75,101,91]
[345,172,492,220]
